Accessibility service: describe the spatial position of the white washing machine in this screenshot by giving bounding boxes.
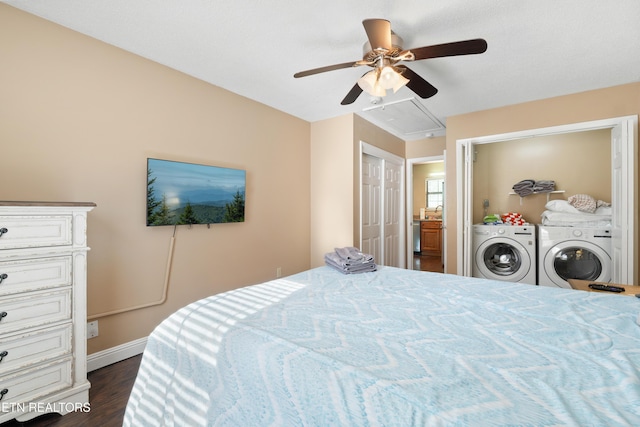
[472,224,537,285]
[537,225,612,288]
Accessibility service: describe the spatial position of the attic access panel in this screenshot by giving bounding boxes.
[361,98,445,137]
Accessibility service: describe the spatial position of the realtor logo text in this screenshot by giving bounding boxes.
[1,402,90,413]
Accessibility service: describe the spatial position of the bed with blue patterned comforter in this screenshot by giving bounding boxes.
[124,266,640,426]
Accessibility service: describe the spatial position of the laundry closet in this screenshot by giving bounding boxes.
[471,128,612,287]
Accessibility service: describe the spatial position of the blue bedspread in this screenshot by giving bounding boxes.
[124,266,640,426]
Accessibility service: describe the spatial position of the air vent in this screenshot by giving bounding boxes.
[361,98,445,138]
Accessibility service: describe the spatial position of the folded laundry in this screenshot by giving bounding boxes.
[512,179,535,190]
[483,214,502,224]
[512,179,555,197]
[512,179,535,197]
[325,247,377,274]
[514,187,534,197]
[334,246,374,263]
[501,212,527,225]
[532,180,555,193]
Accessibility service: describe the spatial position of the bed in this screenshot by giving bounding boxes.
[123,266,640,426]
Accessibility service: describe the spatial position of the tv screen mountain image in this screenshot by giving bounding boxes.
[146,158,246,226]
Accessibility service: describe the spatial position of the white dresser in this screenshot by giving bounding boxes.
[0,202,95,423]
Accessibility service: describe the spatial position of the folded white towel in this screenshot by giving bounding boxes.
[325,247,377,274]
[334,247,374,263]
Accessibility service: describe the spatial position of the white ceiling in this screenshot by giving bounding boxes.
[4,0,640,140]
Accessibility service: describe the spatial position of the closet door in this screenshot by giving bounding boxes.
[361,153,382,263]
[383,159,402,267]
[611,119,635,284]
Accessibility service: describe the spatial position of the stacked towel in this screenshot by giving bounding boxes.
[512,179,535,197]
[533,180,555,193]
[483,214,502,224]
[512,179,555,196]
[501,212,527,225]
[325,247,377,274]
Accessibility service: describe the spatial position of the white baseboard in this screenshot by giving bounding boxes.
[87,336,147,372]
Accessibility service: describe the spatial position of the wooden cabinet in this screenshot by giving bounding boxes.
[420,221,442,256]
[0,202,95,423]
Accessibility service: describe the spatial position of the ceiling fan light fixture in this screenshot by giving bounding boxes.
[357,69,386,97]
[378,65,400,89]
[358,65,408,97]
[390,69,409,93]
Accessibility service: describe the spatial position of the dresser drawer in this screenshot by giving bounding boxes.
[0,290,71,335]
[0,325,72,376]
[0,257,72,297]
[0,358,72,405]
[0,216,72,250]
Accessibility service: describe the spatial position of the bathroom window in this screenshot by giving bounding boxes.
[426,179,444,208]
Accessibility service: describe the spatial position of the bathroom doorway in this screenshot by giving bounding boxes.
[407,156,445,273]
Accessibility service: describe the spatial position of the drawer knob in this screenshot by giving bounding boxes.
[0,351,6,363]
[0,388,7,401]
[0,228,6,238]
[0,312,6,322]
[0,273,7,285]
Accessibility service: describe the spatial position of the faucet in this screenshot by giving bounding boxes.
[435,205,443,213]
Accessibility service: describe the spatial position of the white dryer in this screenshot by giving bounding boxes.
[537,225,612,288]
[472,224,537,285]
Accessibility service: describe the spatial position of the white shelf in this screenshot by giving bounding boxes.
[508,190,565,205]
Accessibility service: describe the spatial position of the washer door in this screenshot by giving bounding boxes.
[542,241,611,287]
[475,238,532,282]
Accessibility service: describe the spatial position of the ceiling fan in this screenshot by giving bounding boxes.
[294,19,487,105]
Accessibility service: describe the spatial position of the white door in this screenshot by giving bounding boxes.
[361,153,382,263]
[611,120,635,284]
[457,140,474,276]
[361,143,405,268]
[383,160,402,266]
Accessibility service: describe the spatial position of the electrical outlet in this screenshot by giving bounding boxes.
[276,267,282,278]
[483,199,490,208]
[87,321,99,339]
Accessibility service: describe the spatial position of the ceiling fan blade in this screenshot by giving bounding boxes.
[399,66,438,99]
[341,82,364,105]
[409,38,487,61]
[294,61,360,78]
[362,19,392,51]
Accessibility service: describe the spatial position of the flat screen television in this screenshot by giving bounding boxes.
[146,158,246,226]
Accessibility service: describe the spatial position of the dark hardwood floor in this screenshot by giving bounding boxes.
[413,253,444,273]
[0,354,142,427]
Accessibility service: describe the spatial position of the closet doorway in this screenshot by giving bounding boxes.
[456,115,636,284]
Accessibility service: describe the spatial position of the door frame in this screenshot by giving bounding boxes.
[406,155,446,271]
[359,141,406,268]
[456,115,637,284]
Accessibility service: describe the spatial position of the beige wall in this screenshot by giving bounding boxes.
[473,129,611,224]
[309,114,404,267]
[445,83,640,276]
[310,115,354,267]
[406,136,446,159]
[0,5,311,354]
